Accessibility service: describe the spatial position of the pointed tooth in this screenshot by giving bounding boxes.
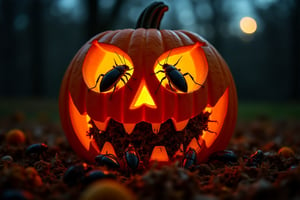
[89,140,100,154]
[93,118,111,132]
[123,123,135,135]
[151,123,161,134]
[172,119,189,131]
[173,144,184,160]
[100,141,117,157]
[186,137,202,152]
[86,115,93,129]
[149,146,169,162]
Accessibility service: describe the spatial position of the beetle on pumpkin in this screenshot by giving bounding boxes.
[59,2,238,169]
[154,53,204,93]
[89,53,133,99]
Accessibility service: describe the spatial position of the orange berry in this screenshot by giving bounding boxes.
[6,129,26,145]
[80,180,136,200]
[25,167,43,187]
[278,146,295,158]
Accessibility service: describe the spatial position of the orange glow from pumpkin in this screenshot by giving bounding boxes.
[82,41,134,93]
[171,119,189,131]
[129,79,156,109]
[202,88,229,148]
[68,93,100,153]
[100,141,117,156]
[187,137,201,152]
[154,43,208,93]
[149,146,169,162]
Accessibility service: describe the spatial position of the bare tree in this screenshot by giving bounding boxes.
[86,0,126,38]
[29,0,44,96]
[291,0,300,100]
[0,0,17,95]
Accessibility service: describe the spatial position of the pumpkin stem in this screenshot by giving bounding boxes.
[135,2,168,29]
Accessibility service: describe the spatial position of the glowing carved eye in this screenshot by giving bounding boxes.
[154,43,208,93]
[82,41,134,93]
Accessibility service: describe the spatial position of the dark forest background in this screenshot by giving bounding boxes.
[0,0,299,101]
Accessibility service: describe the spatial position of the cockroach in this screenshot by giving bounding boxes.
[154,53,203,93]
[90,53,133,99]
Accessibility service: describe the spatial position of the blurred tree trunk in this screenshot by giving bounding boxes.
[210,0,223,49]
[0,0,16,95]
[86,0,125,38]
[87,0,98,38]
[291,0,300,100]
[29,0,44,96]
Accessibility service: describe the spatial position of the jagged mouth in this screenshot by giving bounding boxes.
[65,88,228,166]
[87,110,214,165]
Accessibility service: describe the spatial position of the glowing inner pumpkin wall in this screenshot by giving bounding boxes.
[59,28,238,163]
[82,40,209,126]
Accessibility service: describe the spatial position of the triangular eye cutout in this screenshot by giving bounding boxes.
[82,41,134,93]
[153,43,208,93]
[130,79,157,110]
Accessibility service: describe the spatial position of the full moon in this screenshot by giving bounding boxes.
[240,17,257,34]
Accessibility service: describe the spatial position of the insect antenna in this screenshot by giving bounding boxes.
[165,50,172,64]
[114,52,124,65]
[173,56,183,66]
[113,59,118,67]
[157,50,172,67]
[157,59,164,66]
[122,55,126,65]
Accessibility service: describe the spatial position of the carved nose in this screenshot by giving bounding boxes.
[129,80,157,109]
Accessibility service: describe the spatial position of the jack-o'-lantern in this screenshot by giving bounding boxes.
[59,2,238,168]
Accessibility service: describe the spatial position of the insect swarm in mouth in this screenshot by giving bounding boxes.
[87,110,213,167]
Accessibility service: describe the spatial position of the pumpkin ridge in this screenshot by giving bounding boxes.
[98,30,120,44]
[88,31,111,44]
[173,31,195,46]
[160,30,183,51]
[210,46,230,99]
[125,30,135,57]
[180,30,208,46]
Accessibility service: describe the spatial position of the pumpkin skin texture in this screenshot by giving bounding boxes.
[59,2,237,166]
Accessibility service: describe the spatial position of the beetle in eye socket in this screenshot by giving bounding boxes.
[90,53,133,99]
[154,54,203,93]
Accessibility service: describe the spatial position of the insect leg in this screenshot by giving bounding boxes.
[125,72,136,81]
[122,55,126,65]
[153,70,165,75]
[123,74,129,82]
[89,74,104,90]
[155,76,167,94]
[110,83,117,100]
[168,79,176,91]
[182,73,204,87]
[121,77,132,90]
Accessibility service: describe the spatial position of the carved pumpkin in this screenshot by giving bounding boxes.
[59,2,238,167]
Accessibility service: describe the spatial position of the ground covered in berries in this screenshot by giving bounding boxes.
[0,100,300,200]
